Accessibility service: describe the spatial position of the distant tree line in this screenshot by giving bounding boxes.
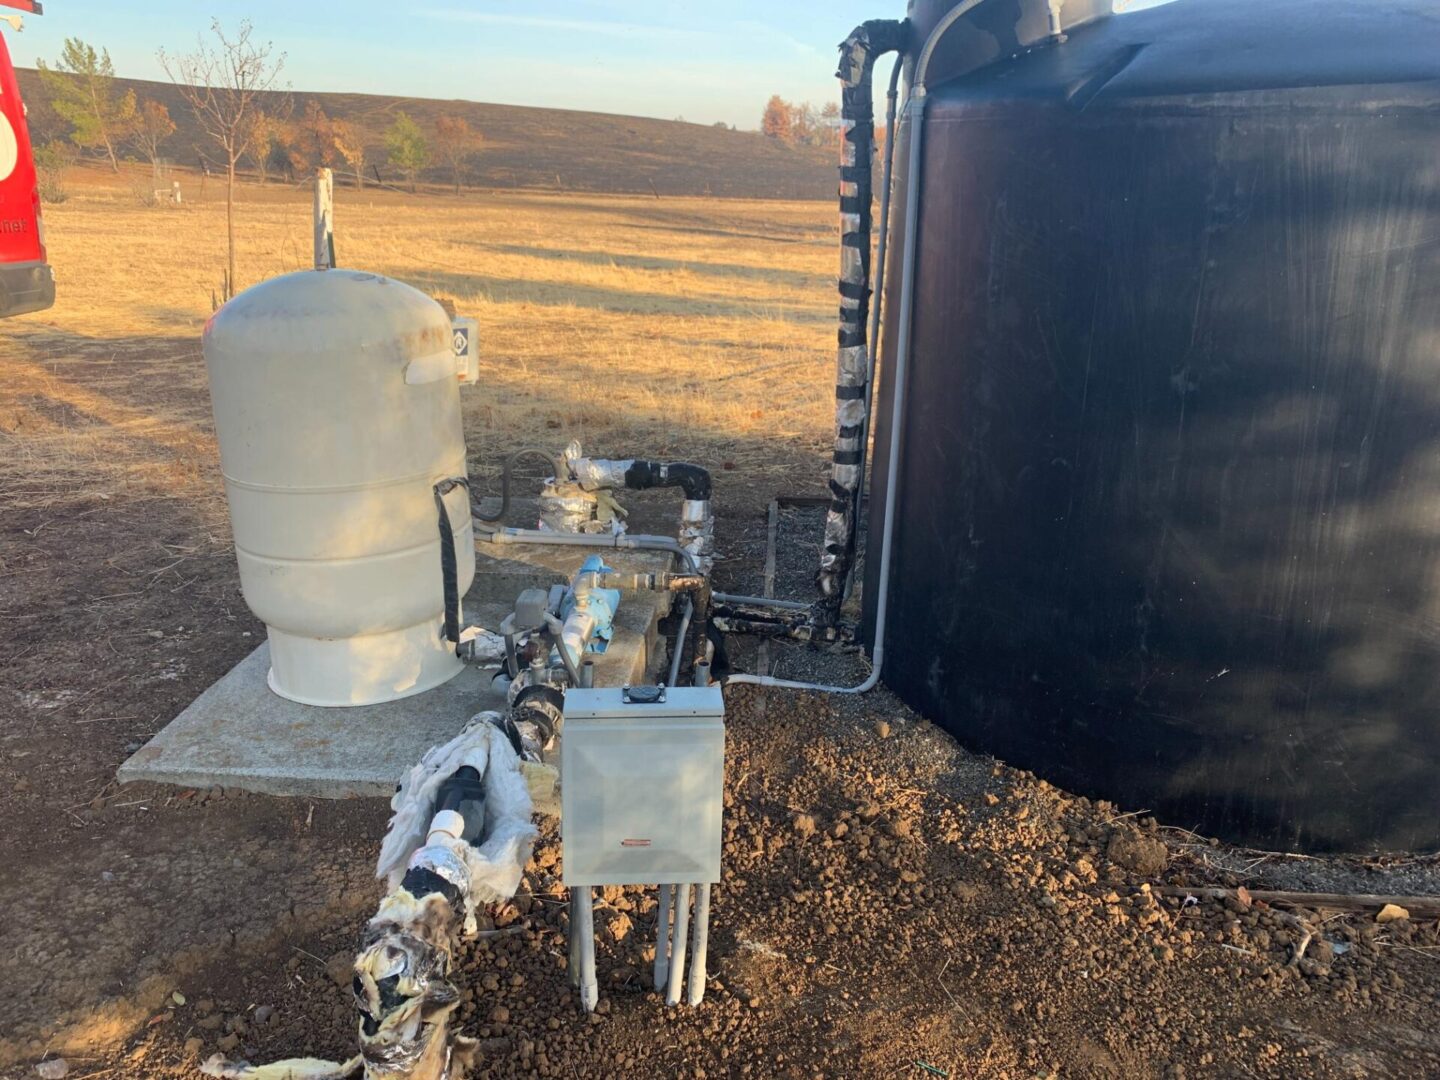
[760,96,840,147]
[33,35,488,198]
[32,25,491,301]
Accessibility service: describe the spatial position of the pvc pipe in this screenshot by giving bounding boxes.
[686,884,710,1006]
[667,597,694,688]
[543,613,583,687]
[654,884,672,990]
[724,87,929,695]
[666,883,692,1007]
[425,809,466,846]
[847,51,905,604]
[712,592,810,612]
[580,659,595,689]
[477,527,701,575]
[567,891,582,989]
[576,885,599,1011]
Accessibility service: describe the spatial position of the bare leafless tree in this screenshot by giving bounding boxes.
[159,20,285,298]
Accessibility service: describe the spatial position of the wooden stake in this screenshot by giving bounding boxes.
[314,167,335,270]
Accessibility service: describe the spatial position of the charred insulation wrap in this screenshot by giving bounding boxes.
[679,498,716,577]
[816,18,906,617]
[206,720,533,1080]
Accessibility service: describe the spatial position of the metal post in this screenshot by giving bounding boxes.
[313,167,335,270]
[580,659,595,688]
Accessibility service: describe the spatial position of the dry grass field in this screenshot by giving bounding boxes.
[2,166,836,519]
[4,169,1440,1080]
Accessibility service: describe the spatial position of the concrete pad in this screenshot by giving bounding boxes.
[120,544,680,799]
[119,641,503,798]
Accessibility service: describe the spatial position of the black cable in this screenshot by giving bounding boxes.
[433,478,468,645]
[472,447,568,523]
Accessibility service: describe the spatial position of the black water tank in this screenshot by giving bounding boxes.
[865,0,1440,853]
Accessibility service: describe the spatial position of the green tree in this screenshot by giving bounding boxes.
[384,111,429,192]
[36,38,138,172]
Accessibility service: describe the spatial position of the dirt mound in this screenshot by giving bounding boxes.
[11,685,1436,1079]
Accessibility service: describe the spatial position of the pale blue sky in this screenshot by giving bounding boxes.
[13,1,881,128]
[10,1,1176,128]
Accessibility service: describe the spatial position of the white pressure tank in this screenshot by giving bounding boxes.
[204,269,475,707]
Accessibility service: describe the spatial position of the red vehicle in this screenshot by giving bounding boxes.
[0,0,55,318]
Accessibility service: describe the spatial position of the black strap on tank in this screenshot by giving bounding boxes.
[433,477,470,648]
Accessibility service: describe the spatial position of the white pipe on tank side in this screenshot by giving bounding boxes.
[725,0,990,696]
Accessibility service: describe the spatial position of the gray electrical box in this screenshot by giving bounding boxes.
[560,685,724,887]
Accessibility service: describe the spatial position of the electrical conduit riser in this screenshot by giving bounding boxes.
[816,19,906,615]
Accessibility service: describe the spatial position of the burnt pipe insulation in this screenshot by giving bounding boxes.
[816,17,907,621]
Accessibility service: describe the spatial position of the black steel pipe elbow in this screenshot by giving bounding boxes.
[623,460,712,502]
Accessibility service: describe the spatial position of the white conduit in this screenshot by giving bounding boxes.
[665,883,692,1007]
[654,884,673,989]
[686,884,711,1006]
[576,885,599,1011]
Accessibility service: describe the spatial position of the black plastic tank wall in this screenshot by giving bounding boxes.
[863,0,1440,853]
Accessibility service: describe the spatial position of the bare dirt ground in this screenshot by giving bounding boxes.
[2,173,1439,1079]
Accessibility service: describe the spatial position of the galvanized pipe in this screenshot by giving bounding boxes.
[667,596,694,687]
[712,591,810,612]
[477,527,701,575]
